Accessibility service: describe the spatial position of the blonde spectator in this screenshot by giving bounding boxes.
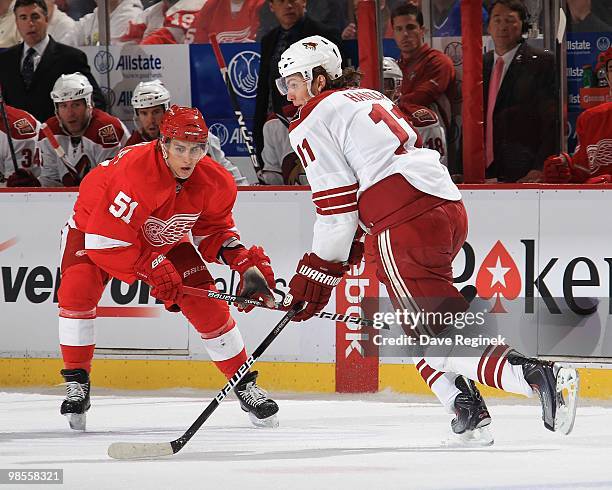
[0,0,21,47]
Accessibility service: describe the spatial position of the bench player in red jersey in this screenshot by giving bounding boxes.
[57,105,279,430]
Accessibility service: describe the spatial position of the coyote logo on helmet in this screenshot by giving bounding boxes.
[13,118,36,136]
[303,42,318,50]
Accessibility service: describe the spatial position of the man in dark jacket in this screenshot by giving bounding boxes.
[253,0,341,164]
[0,0,105,123]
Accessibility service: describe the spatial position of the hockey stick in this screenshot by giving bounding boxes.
[0,86,19,173]
[183,286,389,330]
[107,302,303,460]
[209,33,263,182]
[39,123,81,183]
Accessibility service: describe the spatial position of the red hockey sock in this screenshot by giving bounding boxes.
[213,348,248,379]
[60,344,95,372]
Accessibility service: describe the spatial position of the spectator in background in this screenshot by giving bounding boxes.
[0,0,105,123]
[342,0,392,41]
[67,0,142,45]
[38,73,129,187]
[185,0,264,44]
[56,0,95,21]
[1,0,21,47]
[253,0,341,165]
[566,0,611,32]
[0,104,41,187]
[126,79,248,184]
[484,0,556,183]
[256,0,346,40]
[392,4,455,136]
[120,0,205,45]
[45,0,75,45]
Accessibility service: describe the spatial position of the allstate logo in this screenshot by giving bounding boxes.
[209,123,229,146]
[100,87,116,107]
[228,51,260,99]
[444,42,463,67]
[597,36,610,52]
[94,51,114,74]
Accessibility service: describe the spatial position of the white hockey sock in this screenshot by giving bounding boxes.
[415,357,460,413]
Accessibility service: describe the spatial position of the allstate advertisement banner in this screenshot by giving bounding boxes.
[83,45,192,129]
[3,189,612,367]
[189,43,260,158]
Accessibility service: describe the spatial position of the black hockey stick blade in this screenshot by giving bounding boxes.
[107,303,303,460]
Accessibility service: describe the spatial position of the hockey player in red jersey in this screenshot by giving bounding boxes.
[57,105,279,431]
[383,57,448,166]
[544,49,612,184]
[1,104,41,187]
[38,73,129,187]
[276,36,579,443]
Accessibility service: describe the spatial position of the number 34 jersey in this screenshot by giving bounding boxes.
[287,88,460,262]
[69,141,240,284]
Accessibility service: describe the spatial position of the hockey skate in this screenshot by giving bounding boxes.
[444,376,493,447]
[235,371,279,428]
[60,369,91,431]
[508,353,579,435]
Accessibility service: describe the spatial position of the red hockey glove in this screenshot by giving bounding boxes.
[223,245,276,312]
[347,228,366,266]
[543,153,572,183]
[283,253,348,322]
[135,252,183,303]
[6,169,41,187]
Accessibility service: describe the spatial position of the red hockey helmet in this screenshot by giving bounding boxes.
[159,105,208,143]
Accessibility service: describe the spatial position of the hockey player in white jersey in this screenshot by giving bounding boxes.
[38,73,129,187]
[126,79,247,184]
[1,104,41,187]
[383,57,448,166]
[276,35,579,442]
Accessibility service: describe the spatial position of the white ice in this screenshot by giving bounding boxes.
[1,390,611,490]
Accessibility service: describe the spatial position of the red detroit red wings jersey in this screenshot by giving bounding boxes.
[72,141,239,283]
[0,105,41,178]
[186,0,263,44]
[570,102,612,182]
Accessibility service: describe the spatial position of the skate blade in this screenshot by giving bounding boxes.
[248,412,279,428]
[65,413,86,431]
[554,367,579,435]
[442,426,494,448]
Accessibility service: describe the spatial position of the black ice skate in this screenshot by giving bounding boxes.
[235,371,279,428]
[446,376,493,447]
[508,352,579,435]
[60,369,91,431]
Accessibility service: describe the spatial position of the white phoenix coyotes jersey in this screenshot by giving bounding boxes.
[403,105,448,167]
[0,106,41,182]
[39,109,129,187]
[288,88,460,262]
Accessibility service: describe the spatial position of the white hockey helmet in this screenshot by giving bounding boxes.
[131,79,171,111]
[50,72,93,107]
[382,57,402,101]
[276,35,343,96]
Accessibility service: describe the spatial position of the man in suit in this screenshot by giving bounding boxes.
[484,0,558,183]
[0,0,104,124]
[253,0,342,166]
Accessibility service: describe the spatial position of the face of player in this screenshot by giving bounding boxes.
[56,99,90,135]
[137,106,165,140]
[163,139,207,179]
[392,15,424,58]
[15,4,49,46]
[284,73,326,108]
[269,0,306,30]
[488,3,524,55]
[383,78,400,102]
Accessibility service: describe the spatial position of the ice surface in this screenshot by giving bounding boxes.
[1,391,611,490]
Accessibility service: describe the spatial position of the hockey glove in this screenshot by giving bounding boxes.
[543,153,572,183]
[223,245,276,312]
[283,252,348,322]
[135,252,183,303]
[7,169,41,187]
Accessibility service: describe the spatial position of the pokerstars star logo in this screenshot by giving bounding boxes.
[475,241,521,313]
